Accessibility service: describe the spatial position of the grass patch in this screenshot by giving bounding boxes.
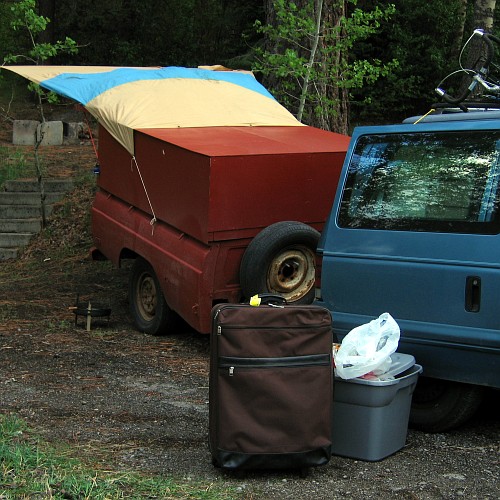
[0,145,33,186]
[0,414,236,499]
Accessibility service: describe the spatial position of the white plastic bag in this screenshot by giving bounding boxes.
[334,313,400,380]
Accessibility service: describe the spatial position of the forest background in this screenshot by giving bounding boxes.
[0,0,499,134]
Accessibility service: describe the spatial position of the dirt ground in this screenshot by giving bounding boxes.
[0,106,499,499]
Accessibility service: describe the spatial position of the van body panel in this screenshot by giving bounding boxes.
[319,118,500,388]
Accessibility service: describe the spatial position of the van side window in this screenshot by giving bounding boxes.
[338,131,500,234]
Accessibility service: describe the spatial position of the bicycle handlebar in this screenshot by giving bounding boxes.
[435,29,500,107]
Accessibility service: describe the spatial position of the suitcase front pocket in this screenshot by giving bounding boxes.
[213,304,333,358]
[216,354,332,454]
[219,354,330,372]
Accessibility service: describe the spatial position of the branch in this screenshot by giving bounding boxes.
[297,0,323,122]
[0,87,17,123]
[2,54,38,65]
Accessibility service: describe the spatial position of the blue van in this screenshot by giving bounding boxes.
[317,108,500,432]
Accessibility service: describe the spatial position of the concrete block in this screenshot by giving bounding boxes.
[36,121,63,146]
[63,122,85,144]
[0,218,41,233]
[0,191,64,206]
[0,248,18,261]
[12,120,39,145]
[0,232,34,248]
[0,205,42,218]
[4,179,75,193]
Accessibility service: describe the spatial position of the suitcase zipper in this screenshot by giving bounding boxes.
[213,304,331,336]
[220,323,328,331]
[213,308,223,335]
[220,354,331,376]
[217,323,330,339]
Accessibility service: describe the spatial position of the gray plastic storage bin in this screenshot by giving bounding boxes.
[332,353,422,461]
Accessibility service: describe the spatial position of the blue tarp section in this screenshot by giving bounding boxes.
[39,67,276,105]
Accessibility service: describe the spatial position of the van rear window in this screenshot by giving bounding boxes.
[339,131,500,234]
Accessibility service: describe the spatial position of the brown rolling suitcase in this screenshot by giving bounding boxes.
[209,295,333,471]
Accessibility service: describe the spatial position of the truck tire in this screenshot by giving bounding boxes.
[128,258,174,335]
[409,377,485,432]
[240,221,320,304]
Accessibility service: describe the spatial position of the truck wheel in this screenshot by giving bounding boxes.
[409,377,485,432]
[128,258,173,335]
[240,221,320,304]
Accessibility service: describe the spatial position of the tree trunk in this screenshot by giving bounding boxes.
[294,0,350,134]
[318,0,349,135]
[473,0,496,30]
[262,0,280,90]
[262,0,350,134]
[449,0,468,63]
[297,0,324,122]
[455,0,497,102]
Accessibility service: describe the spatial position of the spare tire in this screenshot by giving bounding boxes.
[240,221,320,304]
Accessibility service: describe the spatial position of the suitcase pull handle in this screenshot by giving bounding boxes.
[249,293,287,307]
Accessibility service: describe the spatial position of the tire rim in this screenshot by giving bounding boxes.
[136,272,157,321]
[267,246,316,301]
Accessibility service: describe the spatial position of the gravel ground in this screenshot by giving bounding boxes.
[1,255,499,499]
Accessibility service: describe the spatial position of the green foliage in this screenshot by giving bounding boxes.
[0,413,237,499]
[349,0,468,124]
[5,0,78,64]
[9,0,49,34]
[253,0,397,128]
[2,0,79,112]
[254,0,315,79]
[51,0,262,67]
[0,146,30,187]
[333,3,398,87]
[0,2,18,63]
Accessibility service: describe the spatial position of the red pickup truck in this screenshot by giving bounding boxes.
[92,124,349,334]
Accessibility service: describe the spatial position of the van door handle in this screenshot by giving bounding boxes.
[465,276,481,312]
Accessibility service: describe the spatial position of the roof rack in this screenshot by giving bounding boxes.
[403,103,500,124]
[431,101,500,114]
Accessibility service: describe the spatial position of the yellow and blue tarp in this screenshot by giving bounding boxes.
[3,65,302,154]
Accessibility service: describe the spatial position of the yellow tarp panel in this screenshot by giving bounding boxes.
[3,65,302,154]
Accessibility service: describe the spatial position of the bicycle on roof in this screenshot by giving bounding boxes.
[435,28,500,110]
